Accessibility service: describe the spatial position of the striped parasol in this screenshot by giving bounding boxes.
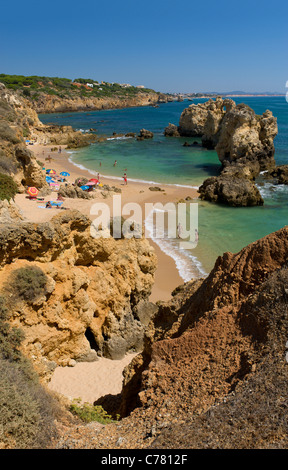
[46,169,57,174]
[27,187,39,197]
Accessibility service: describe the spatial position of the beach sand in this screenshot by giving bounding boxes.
[18,143,199,404]
[48,353,138,404]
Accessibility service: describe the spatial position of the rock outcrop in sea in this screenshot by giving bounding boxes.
[165,97,278,206]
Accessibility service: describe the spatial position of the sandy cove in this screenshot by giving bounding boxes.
[15,143,199,405]
[17,143,200,302]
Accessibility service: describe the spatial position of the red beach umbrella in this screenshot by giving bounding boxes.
[89,178,99,183]
[27,187,39,197]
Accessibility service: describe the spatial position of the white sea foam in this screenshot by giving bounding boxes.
[106,136,133,141]
[67,154,204,280]
[144,208,207,282]
[76,128,91,133]
[256,181,288,198]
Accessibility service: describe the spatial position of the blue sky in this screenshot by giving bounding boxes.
[1,0,287,93]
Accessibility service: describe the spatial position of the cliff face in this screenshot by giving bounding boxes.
[0,84,97,191]
[29,91,161,114]
[0,83,47,190]
[0,210,157,379]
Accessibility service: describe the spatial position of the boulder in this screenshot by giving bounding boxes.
[164,123,180,137]
[198,174,264,207]
[265,165,288,185]
[137,129,154,140]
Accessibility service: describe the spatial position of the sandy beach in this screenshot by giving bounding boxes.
[48,353,138,404]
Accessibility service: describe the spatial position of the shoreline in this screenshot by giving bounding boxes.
[19,143,200,302]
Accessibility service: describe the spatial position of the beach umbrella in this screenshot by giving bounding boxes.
[46,176,54,181]
[46,169,57,174]
[27,187,39,197]
[60,172,70,176]
[89,178,99,183]
[80,185,90,191]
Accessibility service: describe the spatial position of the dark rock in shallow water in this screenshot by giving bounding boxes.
[149,186,164,192]
[265,165,288,185]
[164,123,180,137]
[137,129,154,140]
[198,175,264,207]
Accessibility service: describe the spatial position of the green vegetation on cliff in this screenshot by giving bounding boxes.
[0,173,18,201]
[0,74,158,103]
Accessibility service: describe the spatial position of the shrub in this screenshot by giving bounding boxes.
[0,296,24,362]
[4,266,48,304]
[22,127,30,138]
[0,173,18,200]
[0,122,20,144]
[0,295,60,448]
[22,88,31,97]
[0,359,60,449]
[70,398,118,424]
[0,155,18,175]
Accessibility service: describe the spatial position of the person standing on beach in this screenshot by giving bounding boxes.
[97,172,100,182]
[123,173,127,185]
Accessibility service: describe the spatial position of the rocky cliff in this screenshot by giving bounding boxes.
[0,210,157,379]
[32,92,162,114]
[165,97,278,207]
[0,83,47,191]
[55,226,288,449]
[0,84,96,192]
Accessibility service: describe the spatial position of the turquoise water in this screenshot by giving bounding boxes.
[39,97,288,279]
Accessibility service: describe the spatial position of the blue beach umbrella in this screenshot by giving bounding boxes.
[80,185,90,191]
[60,172,70,176]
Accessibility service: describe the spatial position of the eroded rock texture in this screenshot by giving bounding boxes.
[0,210,157,378]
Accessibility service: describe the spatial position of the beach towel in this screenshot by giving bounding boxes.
[50,201,63,207]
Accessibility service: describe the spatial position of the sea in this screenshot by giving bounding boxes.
[39,96,288,282]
